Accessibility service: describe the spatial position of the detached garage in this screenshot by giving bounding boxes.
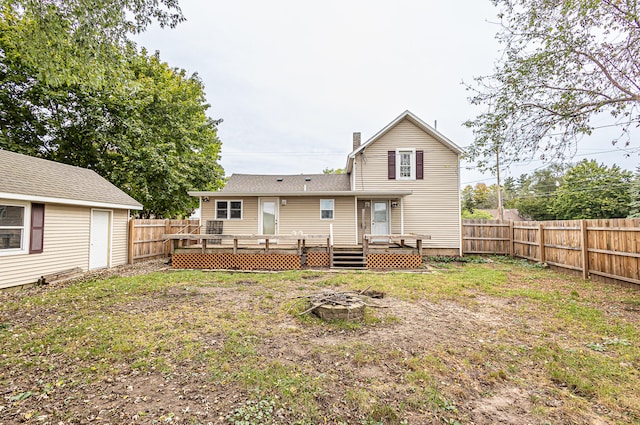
[0,150,142,289]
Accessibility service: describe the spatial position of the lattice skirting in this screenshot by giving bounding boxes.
[306,252,330,267]
[172,253,301,270]
[366,254,422,269]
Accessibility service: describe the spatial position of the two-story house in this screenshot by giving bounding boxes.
[188,110,462,260]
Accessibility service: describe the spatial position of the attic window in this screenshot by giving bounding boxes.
[277,178,283,182]
[305,177,311,181]
[389,149,424,180]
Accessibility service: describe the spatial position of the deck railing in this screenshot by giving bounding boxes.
[162,233,331,255]
[363,234,431,256]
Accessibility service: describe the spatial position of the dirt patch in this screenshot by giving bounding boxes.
[1,262,638,424]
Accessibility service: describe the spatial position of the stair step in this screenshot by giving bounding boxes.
[331,246,365,269]
[330,267,367,270]
[333,260,364,262]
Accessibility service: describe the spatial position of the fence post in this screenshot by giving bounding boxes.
[538,223,546,263]
[508,220,514,257]
[165,220,172,254]
[580,219,590,279]
[128,219,135,264]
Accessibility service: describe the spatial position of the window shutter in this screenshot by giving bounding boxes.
[388,151,396,180]
[30,203,44,254]
[416,150,424,180]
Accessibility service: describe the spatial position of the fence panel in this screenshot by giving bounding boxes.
[461,219,510,255]
[462,218,640,288]
[129,219,200,263]
[540,220,583,272]
[513,221,540,261]
[587,218,640,286]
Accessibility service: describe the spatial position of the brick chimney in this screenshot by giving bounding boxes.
[352,132,361,151]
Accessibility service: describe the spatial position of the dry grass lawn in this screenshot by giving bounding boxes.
[1,258,639,424]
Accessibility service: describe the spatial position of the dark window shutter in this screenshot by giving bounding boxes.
[387,151,396,180]
[30,203,44,254]
[416,150,424,180]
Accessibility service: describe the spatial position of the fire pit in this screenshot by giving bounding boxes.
[293,289,385,321]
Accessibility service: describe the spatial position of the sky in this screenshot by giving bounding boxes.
[135,0,639,188]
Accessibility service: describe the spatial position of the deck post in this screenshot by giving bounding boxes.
[233,238,238,254]
[363,236,369,257]
[400,238,405,247]
[265,238,270,254]
[202,238,207,253]
[417,238,423,256]
[297,239,302,255]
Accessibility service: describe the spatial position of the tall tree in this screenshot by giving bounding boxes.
[551,160,632,219]
[465,0,640,170]
[461,185,477,213]
[1,0,184,86]
[460,183,501,213]
[627,166,640,218]
[0,44,224,217]
[509,164,566,221]
[1,1,224,217]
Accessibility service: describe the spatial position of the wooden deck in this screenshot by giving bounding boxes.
[163,233,430,254]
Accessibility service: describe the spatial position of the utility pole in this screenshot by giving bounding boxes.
[496,146,504,221]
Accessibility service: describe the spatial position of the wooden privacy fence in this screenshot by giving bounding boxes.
[463,218,640,288]
[129,219,200,263]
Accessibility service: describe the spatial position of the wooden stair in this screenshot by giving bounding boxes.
[331,247,366,269]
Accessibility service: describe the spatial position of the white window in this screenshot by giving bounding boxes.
[0,203,26,253]
[320,199,334,220]
[396,149,416,180]
[216,200,243,220]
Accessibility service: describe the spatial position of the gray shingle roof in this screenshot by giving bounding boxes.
[0,150,142,209]
[222,174,351,193]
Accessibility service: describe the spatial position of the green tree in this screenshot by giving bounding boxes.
[551,160,633,219]
[629,167,640,218]
[465,0,640,170]
[0,46,224,217]
[322,167,346,174]
[1,0,184,86]
[509,164,566,221]
[472,183,492,209]
[461,185,476,213]
[460,183,501,214]
[461,209,494,219]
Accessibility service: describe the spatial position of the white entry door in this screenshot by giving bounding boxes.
[260,198,278,236]
[371,201,389,240]
[90,210,111,270]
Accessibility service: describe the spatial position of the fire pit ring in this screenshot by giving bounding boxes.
[312,299,365,321]
[292,290,374,321]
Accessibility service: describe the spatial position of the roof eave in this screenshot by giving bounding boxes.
[347,110,465,157]
[189,190,412,197]
[0,192,143,210]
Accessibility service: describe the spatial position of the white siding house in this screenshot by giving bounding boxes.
[0,150,142,289]
[191,111,463,255]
